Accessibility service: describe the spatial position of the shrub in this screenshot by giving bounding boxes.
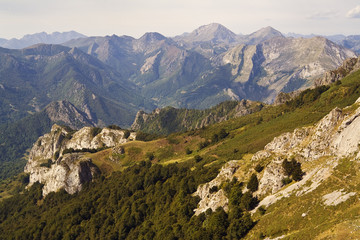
[40,159,53,168]
[282,177,292,185]
[209,186,218,194]
[240,192,258,211]
[198,140,210,150]
[185,148,193,155]
[123,130,131,139]
[211,133,219,143]
[62,148,75,155]
[146,152,155,161]
[254,164,264,173]
[90,127,102,137]
[136,132,160,141]
[107,125,122,130]
[194,155,203,162]
[20,174,30,184]
[282,158,303,181]
[247,174,259,192]
[218,128,229,139]
[258,206,266,215]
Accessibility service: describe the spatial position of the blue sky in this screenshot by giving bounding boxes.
[1,0,360,39]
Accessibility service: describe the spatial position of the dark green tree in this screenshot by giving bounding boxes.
[247,174,259,192]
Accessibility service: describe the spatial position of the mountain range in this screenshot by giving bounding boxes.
[0,31,86,49]
[1,24,355,128]
[0,23,357,131]
[63,23,356,108]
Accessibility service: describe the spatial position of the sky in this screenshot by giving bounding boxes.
[1,0,360,39]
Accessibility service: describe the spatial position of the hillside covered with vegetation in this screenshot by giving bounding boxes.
[1,68,360,239]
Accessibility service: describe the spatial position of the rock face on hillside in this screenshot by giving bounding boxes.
[194,97,360,214]
[193,161,239,215]
[25,124,136,196]
[315,56,360,86]
[44,100,96,129]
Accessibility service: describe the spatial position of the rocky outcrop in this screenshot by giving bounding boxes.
[131,109,161,131]
[273,90,301,106]
[193,160,240,215]
[28,154,100,196]
[315,57,360,86]
[322,189,356,206]
[25,124,135,196]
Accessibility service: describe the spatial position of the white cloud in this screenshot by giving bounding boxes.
[347,5,360,18]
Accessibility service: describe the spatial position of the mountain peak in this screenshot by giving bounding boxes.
[245,26,284,45]
[139,32,167,43]
[179,23,237,44]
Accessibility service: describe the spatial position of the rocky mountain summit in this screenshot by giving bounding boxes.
[194,96,360,215]
[25,124,136,196]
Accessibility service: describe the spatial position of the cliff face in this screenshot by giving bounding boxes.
[193,97,360,214]
[25,124,135,196]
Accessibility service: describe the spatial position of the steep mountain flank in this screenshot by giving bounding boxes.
[0,43,150,126]
[274,56,360,105]
[44,100,96,129]
[131,100,263,135]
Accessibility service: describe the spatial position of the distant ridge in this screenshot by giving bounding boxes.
[0,31,86,49]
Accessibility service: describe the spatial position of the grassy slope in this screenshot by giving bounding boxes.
[1,69,360,238]
[246,158,360,239]
[79,70,360,182]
